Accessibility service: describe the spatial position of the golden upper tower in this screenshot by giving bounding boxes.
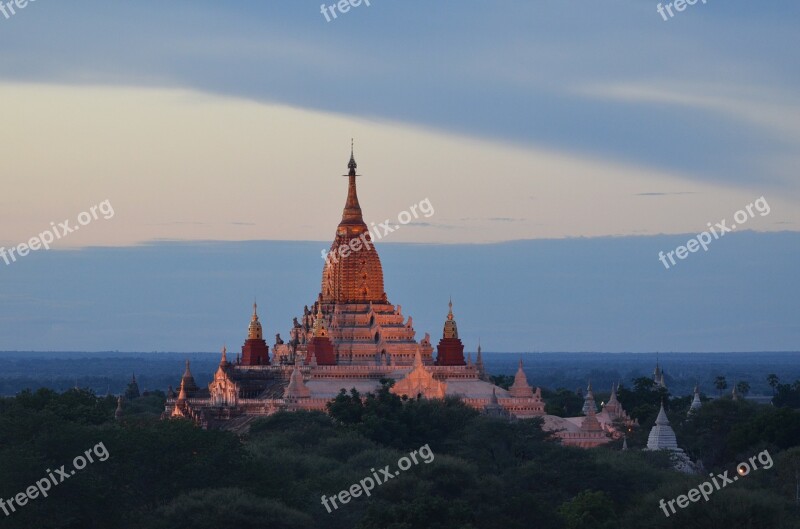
[443,299,459,339]
[320,144,387,303]
[312,302,329,338]
[248,302,263,340]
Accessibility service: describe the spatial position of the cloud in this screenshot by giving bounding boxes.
[577,82,800,144]
[635,192,699,197]
[146,221,206,226]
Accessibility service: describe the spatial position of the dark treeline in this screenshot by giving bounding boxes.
[0,381,798,528]
[2,351,799,397]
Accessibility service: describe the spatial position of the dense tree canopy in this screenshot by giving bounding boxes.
[0,385,797,529]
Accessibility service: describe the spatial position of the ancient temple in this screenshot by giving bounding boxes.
[162,147,631,447]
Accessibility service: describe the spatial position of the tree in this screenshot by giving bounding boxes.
[615,378,668,427]
[326,388,364,424]
[146,488,314,529]
[774,383,800,409]
[714,376,728,397]
[767,374,780,396]
[736,381,751,398]
[558,490,618,529]
[489,374,514,390]
[543,388,584,417]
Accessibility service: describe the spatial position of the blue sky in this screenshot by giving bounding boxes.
[1,234,798,352]
[0,1,798,351]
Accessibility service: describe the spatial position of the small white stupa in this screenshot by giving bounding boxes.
[647,402,680,450]
[647,402,697,473]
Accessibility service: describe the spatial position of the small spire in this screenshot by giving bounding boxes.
[347,138,357,176]
[655,400,669,425]
[442,298,459,339]
[509,359,534,398]
[248,301,264,339]
[284,364,311,398]
[340,140,364,225]
[312,300,328,337]
[221,345,227,364]
[115,396,124,420]
[413,345,423,367]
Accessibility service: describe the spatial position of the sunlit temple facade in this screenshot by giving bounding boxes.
[164,148,633,448]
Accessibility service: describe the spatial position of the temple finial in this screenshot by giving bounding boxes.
[340,140,363,224]
[348,139,357,177]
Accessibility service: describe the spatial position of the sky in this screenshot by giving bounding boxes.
[0,1,798,351]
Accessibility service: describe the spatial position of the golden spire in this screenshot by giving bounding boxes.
[443,299,459,339]
[248,302,263,340]
[312,301,328,338]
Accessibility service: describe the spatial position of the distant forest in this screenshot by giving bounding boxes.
[0,351,797,398]
[0,378,798,528]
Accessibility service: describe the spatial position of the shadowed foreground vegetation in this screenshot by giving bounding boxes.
[0,384,798,529]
